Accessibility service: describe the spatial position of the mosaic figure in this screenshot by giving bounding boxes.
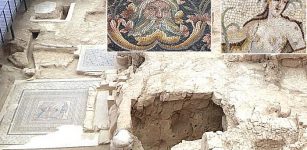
[35,101,70,120]
[108,0,211,51]
[222,0,306,53]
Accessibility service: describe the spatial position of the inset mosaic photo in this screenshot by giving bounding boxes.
[107,0,211,51]
[222,0,306,53]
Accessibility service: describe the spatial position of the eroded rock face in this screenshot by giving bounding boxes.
[203,116,299,149]
[112,53,307,150]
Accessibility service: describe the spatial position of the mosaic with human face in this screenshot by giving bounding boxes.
[108,0,211,51]
[269,0,288,17]
[143,0,172,20]
[133,0,179,37]
[222,0,305,53]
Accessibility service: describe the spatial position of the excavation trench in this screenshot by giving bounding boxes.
[132,93,225,150]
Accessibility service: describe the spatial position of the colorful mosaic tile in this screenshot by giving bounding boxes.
[9,89,87,135]
[222,0,306,53]
[107,0,211,51]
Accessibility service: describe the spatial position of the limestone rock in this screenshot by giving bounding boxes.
[109,104,119,136]
[33,51,74,68]
[111,129,133,149]
[116,55,130,67]
[22,68,36,76]
[171,140,202,150]
[8,52,29,68]
[281,58,302,68]
[113,53,307,150]
[298,113,307,128]
[98,130,110,144]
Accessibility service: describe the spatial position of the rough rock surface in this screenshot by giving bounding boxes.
[131,94,224,149]
[110,53,307,150]
[33,48,74,68]
[3,39,28,54]
[171,140,202,150]
[7,52,29,68]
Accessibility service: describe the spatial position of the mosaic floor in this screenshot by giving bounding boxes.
[77,45,118,74]
[107,0,211,51]
[9,89,87,135]
[222,0,306,53]
[0,79,100,145]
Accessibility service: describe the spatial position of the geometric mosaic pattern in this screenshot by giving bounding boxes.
[0,79,100,145]
[77,45,118,73]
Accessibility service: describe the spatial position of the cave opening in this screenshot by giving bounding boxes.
[132,93,225,150]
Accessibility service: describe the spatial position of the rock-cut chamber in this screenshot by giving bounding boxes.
[132,93,225,150]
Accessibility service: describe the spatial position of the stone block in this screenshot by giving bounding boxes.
[109,105,119,136]
[84,110,95,131]
[93,91,110,131]
[118,75,128,82]
[99,130,111,144]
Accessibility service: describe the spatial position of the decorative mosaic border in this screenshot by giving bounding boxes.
[8,89,87,135]
[0,79,100,145]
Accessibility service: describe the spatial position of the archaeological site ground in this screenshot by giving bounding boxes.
[0,0,306,150]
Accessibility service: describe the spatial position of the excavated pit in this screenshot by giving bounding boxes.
[132,93,225,150]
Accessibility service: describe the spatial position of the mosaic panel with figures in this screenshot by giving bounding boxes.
[0,79,100,145]
[222,0,306,53]
[9,89,88,135]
